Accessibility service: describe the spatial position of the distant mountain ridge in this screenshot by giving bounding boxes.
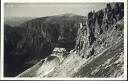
[4,13,83,27]
[4,17,34,27]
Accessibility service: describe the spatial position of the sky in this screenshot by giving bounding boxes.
[4,3,107,18]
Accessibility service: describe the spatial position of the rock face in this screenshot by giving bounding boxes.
[4,14,83,77]
[73,3,124,77]
[75,3,124,59]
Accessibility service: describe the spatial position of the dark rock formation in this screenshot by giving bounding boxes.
[73,3,124,77]
[75,3,124,59]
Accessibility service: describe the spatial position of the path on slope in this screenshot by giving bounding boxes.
[35,56,60,77]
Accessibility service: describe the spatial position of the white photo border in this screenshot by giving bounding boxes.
[1,0,127,80]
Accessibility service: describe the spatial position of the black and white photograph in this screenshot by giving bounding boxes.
[1,0,127,80]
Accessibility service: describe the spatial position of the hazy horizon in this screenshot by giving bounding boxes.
[4,3,107,19]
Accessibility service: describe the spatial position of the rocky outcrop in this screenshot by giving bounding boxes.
[72,3,124,77]
[75,3,124,59]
